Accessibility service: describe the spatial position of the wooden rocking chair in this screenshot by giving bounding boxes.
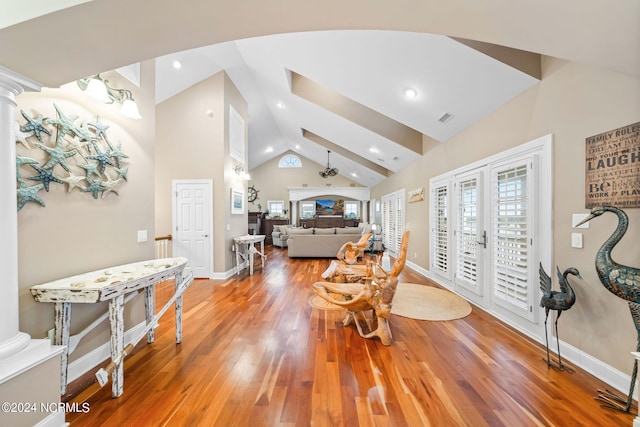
[312,231,410,345]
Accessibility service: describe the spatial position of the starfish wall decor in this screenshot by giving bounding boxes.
[15,104,132,211]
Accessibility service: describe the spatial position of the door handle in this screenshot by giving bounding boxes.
[203,234,209,238]
[477,231,487,249]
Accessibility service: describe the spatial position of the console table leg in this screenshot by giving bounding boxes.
[144,285,155,343]
[175,272,183,344]
[54,302,71,395]
[109,295,124,398]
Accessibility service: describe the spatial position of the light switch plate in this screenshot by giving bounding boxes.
[137,230,148,243]
[571,232,583,248]
[572,214,590,229]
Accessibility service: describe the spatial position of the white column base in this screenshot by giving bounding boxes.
[0,331,30,361]
[0,339,64,385]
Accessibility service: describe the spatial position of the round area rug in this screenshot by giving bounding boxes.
[391,283,472,321]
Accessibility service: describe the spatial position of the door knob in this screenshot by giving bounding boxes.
[203,234,209,237]
[477,231,487,249]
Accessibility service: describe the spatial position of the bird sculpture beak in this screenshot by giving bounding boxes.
[575,213,596,227]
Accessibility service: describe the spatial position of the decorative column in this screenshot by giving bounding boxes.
[361,201,368,224]
[0,66,40,360]
[290,200,298,226]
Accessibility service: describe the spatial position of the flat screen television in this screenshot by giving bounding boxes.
[315,199,344,217]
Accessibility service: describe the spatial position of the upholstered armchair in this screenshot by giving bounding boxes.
[271,226,289,248]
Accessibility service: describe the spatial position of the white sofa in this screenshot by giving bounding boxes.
[285,227,366,258]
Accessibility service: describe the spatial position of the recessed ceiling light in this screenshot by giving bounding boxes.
[295,144,300,149]
[369,147,379,153]
[351,172,358,177]
[404,88,417,98]
[265,146,273,153]
[172,60,182,69]
[276,101,285,109]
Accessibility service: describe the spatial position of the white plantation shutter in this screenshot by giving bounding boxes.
[491,159,534,320]
[456,177,479,287]
[382,189,405,256]
[394,197,404,253]
[431,183,450,278]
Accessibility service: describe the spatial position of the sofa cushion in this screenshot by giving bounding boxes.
[336,227,362,235]
[314,227,335,235]
[288,228,314,235]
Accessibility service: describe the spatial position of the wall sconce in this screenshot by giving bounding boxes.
[233,163,251,180]
[77,74,142,119]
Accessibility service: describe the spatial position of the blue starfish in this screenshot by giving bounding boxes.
[78,161,102,180]
[109,141,129,168]
[16,156,39,183]
[82,179,106,199]
[35,142,77,172]
[20,110,51,142]
[17,182,45,211]
[87,145,115,173]
[45,103,79,143]
[88,116,110,142]
[28,165,64,192]
[74,121,97,144]
[114,167,128,181]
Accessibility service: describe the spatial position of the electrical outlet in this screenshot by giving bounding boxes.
[414,252,418,259]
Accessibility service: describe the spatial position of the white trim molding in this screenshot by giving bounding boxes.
[288,186,370,202]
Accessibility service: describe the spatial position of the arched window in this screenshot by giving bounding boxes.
[278,154,302,168]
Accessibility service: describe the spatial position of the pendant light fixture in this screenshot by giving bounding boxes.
[319,150,338,178]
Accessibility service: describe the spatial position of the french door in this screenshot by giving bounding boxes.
[430,135,550,335]
[490,156,537,321]
[453,170,485,300]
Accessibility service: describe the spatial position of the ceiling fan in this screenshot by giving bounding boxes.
[319,150,339,178]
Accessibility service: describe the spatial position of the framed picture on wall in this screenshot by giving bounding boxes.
[231,189,244,214]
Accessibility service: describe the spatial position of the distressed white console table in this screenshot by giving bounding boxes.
[30,257,191,397]
[234,234,266,276]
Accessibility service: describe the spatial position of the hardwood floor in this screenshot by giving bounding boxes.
[66,246,633,426]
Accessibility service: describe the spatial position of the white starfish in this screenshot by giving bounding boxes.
[15,121,33,149]
[60,172,86,193]
[101,176,123,198]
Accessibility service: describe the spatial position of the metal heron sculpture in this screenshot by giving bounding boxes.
[539,263,581,370]
[576,205,640,412]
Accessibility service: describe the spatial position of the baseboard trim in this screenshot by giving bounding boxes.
[67,321,147,384]
[33,410,67,427]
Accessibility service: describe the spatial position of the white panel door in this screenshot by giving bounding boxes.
[172,180,212,278]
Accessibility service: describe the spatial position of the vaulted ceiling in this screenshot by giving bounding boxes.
[155,31,540,186]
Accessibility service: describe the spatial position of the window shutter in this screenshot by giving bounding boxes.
[492,162,531,317]
[456,177,478,286]
[431,184,449,277]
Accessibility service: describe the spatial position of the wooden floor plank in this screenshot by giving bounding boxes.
[65,246,634,426]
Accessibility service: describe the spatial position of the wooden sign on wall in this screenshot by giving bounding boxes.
[585,121,640,208]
